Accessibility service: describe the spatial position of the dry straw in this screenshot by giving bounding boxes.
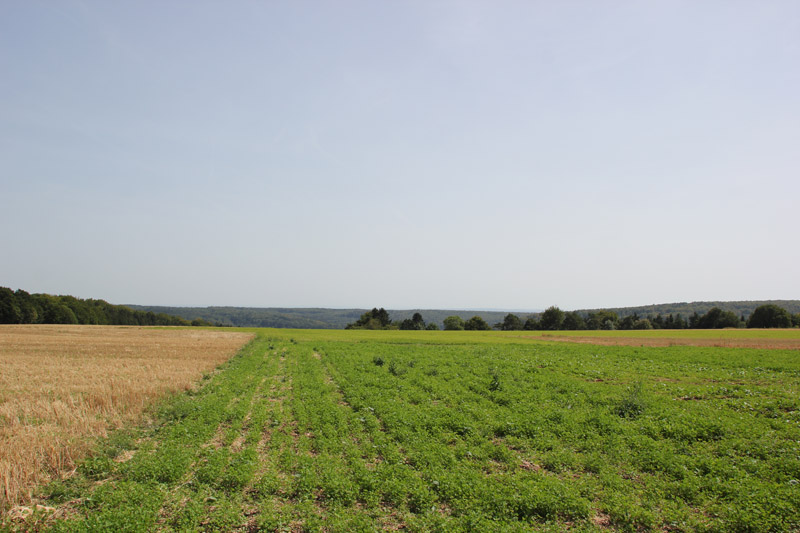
[0,325,252,512]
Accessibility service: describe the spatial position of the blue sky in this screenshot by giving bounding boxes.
[2,1,799,310]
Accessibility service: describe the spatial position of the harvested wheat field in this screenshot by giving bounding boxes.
[0,325,253,512]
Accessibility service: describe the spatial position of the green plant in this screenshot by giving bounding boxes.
[614,382,646,419]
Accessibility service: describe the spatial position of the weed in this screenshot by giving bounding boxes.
[488,372,501,392]
[614,382,646,419]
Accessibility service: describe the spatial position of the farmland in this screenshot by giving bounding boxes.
[513,329,800,350]
[4,328,800,531]
[0,325,253,513]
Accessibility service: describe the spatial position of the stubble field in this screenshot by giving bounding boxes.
[0,325,253,513]
[2,327,800,531]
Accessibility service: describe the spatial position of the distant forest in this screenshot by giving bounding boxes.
[575,300,800,320]
[127,306,367,329]
[6,289,797,330]
[130,300,800,330]
[0,287,212,326]
[129,306,521,330]
[345,303,799,331]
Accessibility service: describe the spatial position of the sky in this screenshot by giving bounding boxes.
[2,1,799,310]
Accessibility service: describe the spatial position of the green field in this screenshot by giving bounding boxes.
[12,329,800,532]
[523,329,800,340]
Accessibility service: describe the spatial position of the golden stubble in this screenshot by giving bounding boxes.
[0,325,253,512]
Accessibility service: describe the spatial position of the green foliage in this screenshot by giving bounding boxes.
[443,315,465,330]
[580,300,800,324]
[0,286,194,326]
[523,316,539,330]
[346,307,393,329]
[488,372,501,391]
[499,313,523,331]
[121,300,800,331]
[26,331,800,533]
[399,312,426,330]
[561,311,585,330]
[586,310,619,330]
[464,316,491,331]
[539,306,565,330]
[619,313,656,330]
[697,307,742,329]
[748,304,793,328]
[0,287,22,323]
[613,382,647,419]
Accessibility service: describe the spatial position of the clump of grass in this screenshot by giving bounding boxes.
[614,382,646,419]
[388,361,404,376]
[488,372,501,392]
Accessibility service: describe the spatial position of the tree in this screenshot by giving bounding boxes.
[586,311,618,330]
[373,308,392,327]
[539,306,564,331]
[718,310,741,328]
[562,311,585,330]
[523,317,540,330]
[0,286,193,326]
[399,313,425,330]
[793,313,800,327]
[49,304,78,324]
[747,304,793,328]
[0,287,21,324]
[663,313,687,329]
[464,316,491,331]
[697,307,740,329]
[619,314,640,330]
[14,290,39,323]
[649,314,665,329]
[443,316,465,331]
[500,313,523,331]
[425,322,439,330]
[346,307,392,329]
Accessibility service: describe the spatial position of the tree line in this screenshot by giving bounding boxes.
[346,308,441,330]
[0,287,215,327]
[488,304,800,331]
[346,304,800,331]
[576,300,800,323]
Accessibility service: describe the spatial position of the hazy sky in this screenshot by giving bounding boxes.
[2,1,799,310]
